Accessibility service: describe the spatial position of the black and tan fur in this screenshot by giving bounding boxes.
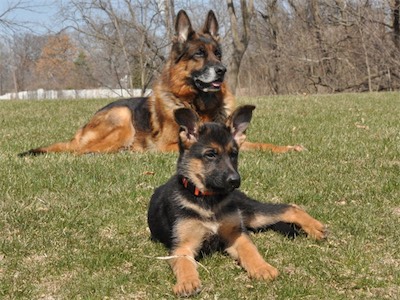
[19,10,303,157]
[147,105,326,296]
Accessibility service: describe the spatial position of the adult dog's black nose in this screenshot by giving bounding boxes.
[227,173,241,189]
[215,65,226,77]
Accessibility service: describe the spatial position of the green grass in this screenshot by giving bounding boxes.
[1,93,399,299]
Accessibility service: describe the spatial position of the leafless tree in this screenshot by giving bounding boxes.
[391,0,400,48]
[1,0,399,95]
[226,0,254,94]
[235,0,400,95]
[0,0,50,35]
[59,0,172,96]
[5,34,46,92]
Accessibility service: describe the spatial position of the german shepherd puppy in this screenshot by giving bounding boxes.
[147,105,326,296]
[19,10,302,156]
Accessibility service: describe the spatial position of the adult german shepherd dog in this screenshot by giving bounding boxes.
[147,105,326,296]
[19,10,303,157]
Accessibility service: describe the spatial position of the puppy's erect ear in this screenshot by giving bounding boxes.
[175,10,194,43]
[174,108,200,150]
[202,10,219,39]
[225,105,255,147]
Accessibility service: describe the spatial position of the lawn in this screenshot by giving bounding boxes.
[1,92,399,299]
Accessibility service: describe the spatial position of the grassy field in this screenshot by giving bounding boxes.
[1,92,399,299]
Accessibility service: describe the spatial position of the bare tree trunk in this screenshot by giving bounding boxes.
[226,0,254,94]
[164,0,175,41]
[393,0,400,48]
[308,0,332,90]
[387,66,392,91]
[108,4,135,94]
[12,68,19,94]
[359,26,373,92]
[258,0,280,94]
[353,4,373,92]
[139,34,146,96]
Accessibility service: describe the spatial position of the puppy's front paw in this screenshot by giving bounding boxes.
[173,277,202,297]
[248,263,279,281]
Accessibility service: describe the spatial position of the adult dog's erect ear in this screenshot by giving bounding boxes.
[225,105,255,147]
[175,10,194,43]
[202,10,219,39]
[174,108,200,150]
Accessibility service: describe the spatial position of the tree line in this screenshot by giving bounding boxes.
[1,0,399,96]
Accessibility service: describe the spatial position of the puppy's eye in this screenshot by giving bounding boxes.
[204,149,217,159]
[214,49,222,59]
[230,150,238,159]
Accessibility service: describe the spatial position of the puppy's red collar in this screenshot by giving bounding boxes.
[181,177,216,197]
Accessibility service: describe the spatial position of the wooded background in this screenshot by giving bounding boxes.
[1,0,399,96]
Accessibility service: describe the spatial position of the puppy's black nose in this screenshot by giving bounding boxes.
[215,65,226,77]
[227,173,241,189]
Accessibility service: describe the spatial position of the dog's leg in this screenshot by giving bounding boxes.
[220,218,279,280]
[19,106,136,156]
[227,234,279,280]
[169,247,202,297]
[169,219,208,296]
[75,107,135,154]
[158,142,179,152]
[277,204,326,239]
[239,200,327,240]
[241,141,305,153]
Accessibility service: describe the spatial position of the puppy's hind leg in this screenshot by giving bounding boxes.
[279,204,327,240]
[238,198,327,240]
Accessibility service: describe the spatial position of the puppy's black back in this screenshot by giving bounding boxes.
[147,176,179,249]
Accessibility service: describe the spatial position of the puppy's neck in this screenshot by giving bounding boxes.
[180,176,216,197]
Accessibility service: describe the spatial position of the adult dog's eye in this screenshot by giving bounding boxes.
[194,48,206,58]
[214,49,222,59]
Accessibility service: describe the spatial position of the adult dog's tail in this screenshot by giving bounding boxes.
[241,141,305,153]
[18,141,77,157]
[18,106,136,157]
